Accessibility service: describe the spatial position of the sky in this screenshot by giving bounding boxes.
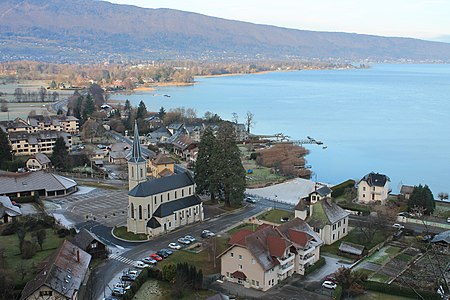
[105,0,450,42]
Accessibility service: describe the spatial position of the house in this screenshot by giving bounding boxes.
[295,197,350,245]
[431,230,450,253]
[0,196,22,223]
[20,240,91,300]
[146,127,172,145]
[171,134,198,162]
[357,172,391,204]
[0,171,77,198]
[148,153,175,178]
[26,153,52,171]
[400,185,414,200]
[8,131,72,156]
[127,123,203,236]
[219,218,322,291]
[71,229,107,259]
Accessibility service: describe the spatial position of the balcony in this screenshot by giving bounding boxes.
[278,262,294,275]
[297,245,315,256]
[277,253,295,265]
[298,253,315,265]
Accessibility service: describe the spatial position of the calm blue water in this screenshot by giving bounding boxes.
[111,64,450,195]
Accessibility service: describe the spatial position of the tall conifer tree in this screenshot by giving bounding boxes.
[194,127,217,200]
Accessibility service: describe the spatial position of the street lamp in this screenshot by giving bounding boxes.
[274,194,277,210]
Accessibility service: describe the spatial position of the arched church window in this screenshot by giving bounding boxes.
[139,205,143,219]
[131,203,135,219]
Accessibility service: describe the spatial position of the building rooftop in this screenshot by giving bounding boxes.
[128,172,194,197]
[360,172,390,187]
[0,171,77,195]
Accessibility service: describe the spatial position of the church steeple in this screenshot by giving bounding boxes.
[128,121,147,191]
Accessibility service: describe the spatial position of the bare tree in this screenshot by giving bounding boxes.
[438,192,449,201]
[245,111,255,133]
[232,112,238,124]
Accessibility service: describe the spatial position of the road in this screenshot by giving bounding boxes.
[108,131,155,159]
[90,203,265,299]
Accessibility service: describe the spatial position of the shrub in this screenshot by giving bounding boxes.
[304,257,325,276]
[332,180,356,198]
[21,240,37,259]
[333,285,343,300]
[11,194,38,203]
[364,281,440,300]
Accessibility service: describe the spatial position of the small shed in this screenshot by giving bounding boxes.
[339,241,365,256]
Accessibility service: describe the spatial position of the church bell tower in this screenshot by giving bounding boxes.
[128,121,147,191]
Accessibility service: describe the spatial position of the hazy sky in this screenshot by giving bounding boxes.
[105,0,449,41]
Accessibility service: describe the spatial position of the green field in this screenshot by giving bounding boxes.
[258,209,294,224]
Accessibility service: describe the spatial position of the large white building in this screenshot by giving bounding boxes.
[126,123,203,236]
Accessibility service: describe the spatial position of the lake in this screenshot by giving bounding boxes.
[111,64,450,195]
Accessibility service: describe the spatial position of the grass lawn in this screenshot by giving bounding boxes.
[134,278,216,300]
[158,236,228,275]
[258,209,294,224]
[227,223,256,235]
[369,272,390,283]
[1,228,66,286]
[395,253,413,263]
[355,291,414,300]
[113,226,148,241]
[385,246,401,255]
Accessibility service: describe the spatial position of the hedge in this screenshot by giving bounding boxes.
[332,179,356,198]
[337,202,371,215]
[11,194,39,203]
[363,281,440,300]
[333,285,343,300]
[304,256,325,276]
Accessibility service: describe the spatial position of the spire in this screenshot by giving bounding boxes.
[129,121,145,162]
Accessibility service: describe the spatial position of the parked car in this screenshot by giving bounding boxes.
[201,230,215,238]
[126,270,140,276]
[156,250,169,258]
[184,235,196,242]
[121,274,136,281]
[114,282,131,290]
[134,261,151,268]
[112,287,125,296]
[322,280,337,289]
[324,275,337,283]
[392,223,405,230]
[280,217,290,223]
[149,253,163,261]
[447,217,450,223]
[245,197,257,203]
[160,248,173,255]
[168,242,181,250]
[141,257,157,264]
[178,237,191,245]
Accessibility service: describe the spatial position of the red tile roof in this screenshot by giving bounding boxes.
[267,235,290,257]
[231,270,247,279]
[287,228,312,247]
[229,229,253,246]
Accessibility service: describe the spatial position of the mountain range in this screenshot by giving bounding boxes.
[1,0,450,63]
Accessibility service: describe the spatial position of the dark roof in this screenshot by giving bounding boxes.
[231,270,247,279]
[0,171,77,195]
[153,153,175,165]
[128,172,195,197]
[20,240,91,300]
[360,172,390,187]
[339,242,364,255]
[314,186,332,197]
[294,198,307,211]
[128,121,146,163]
[431,230,450,244]
[71,229,102,250]
[153,195,201,217]
[147,217,161,228]
[308,198,350,229]
[400,185,414,195]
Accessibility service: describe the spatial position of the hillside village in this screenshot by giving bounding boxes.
[0,84,449,300]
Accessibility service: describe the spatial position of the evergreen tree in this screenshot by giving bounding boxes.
[0,129,12,168]
[158,106,166,120]
[82,95,95,120]
[211,122,246,207]
[51,137,69,170]
[124,99,132,114]
[408,184,435,215]
[194,127,217,200]
[73,96,83,120]
[136,100,147,120]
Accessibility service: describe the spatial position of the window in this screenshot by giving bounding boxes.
[231,252,234,257]
[226,272,230,277]
[140,168,143,178]
[256,281,259,286]
[148,204,150,218]
[131,203,134,219]
[239,255,242,260]
[40,291,53,296]
[363,194,365,198]
[175,191,177,198]
[131,167,134,178]
[314,227,320,233]
[251,258,255,264]
[169,222,171,227]
[373,187,376,191]
[91,242,98,248]
[239,264,243,270]
[343,228,346,234]
[174,213,177,221]
[338,221,341,227]
[343,219,346,224]
[154,197,156,205]
[333,234,335,240]
[189,187,192,194]
[182,189,184,197]
[168,193,170,200]
[363,186,366,191]
[161,195,163,203]
[139,205,142,219]
[252,280,255,285]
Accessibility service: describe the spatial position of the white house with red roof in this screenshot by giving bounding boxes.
[219,218,322,291]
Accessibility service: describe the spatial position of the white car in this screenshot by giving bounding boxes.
[178,237,191,245]
[322,280,337,289]
[185,235,196,242]
[392,223,405,230]
[134,261,150,269]
[168,242,181,250]
[114,282,131,290]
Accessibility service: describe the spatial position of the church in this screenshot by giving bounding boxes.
[127,123,204,236]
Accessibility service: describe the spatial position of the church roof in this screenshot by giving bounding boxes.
[128,172,195,197]
[128,121,146,163]
[153,195,201,217]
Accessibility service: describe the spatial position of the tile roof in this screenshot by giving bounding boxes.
[309,198,350,228]
[20,240,91,300]
[0,171,77,195]
[400,185,414,195]
[231,270,247,279]
[153,153,175,165]
[153,195,201,217]
[267,235,291,257]
[128,172,194,197]
[229,229,254,246]
[286,228,312,248]
[431,230,450,244]
[339,242,365,255]
[360,172,390,187]
[70,229,102,250]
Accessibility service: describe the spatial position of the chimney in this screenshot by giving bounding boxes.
[76,249,80,263]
